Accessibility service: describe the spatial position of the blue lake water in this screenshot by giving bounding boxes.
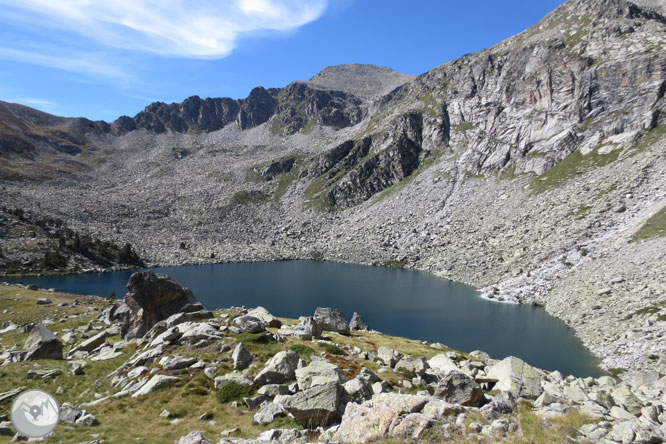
[5,260,604,377]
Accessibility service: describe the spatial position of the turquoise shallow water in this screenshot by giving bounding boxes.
[5,260,604,377]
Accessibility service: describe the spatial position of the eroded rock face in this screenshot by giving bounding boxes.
[121,271,198,340]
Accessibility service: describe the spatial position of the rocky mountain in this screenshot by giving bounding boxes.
[1,0,666,390]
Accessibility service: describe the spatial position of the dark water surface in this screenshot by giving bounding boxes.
[6,261,603,377]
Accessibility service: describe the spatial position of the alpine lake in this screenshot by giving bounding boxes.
[5,260,604,377]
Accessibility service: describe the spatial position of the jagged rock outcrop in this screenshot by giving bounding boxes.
[121,271,198,339]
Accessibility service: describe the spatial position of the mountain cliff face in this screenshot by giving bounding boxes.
[1,0,665,378]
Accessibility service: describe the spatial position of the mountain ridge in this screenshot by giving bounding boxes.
[1,0,665,384]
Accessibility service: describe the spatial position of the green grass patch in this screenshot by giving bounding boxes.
[517,403,597,444]
[530,148,621,194]
[269,416,303,429]
[215,382,256,404]
[230,190,269,205]
[318,343,346,356]
[373,149,446,205]
[272,166,300,201]
[608,368,626,377]
[624,301,665,320]
[632,124,666,156]
[566,205,593,220]
[309,249,324,261]
[244,167,264,183]
[632,205,666,241]
[375,260,407,268]
[236,332,274,345]
[452,121,477,132]
[289,344,316,358]
[303,173,333,212]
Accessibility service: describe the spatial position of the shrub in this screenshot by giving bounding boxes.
[237,332,273,345]
[216,382,255,403]
[318,343,345,356]
[310,249,324,261]
[290,344,316,358]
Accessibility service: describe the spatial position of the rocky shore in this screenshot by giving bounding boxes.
[1,274,665,443]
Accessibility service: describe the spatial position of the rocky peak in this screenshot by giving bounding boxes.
[307,63,416,99]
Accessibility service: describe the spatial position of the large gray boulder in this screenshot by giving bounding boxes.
[253,402,287,424]
[233,315,266,334]
[175,431,211,444]
[334,393,430,443]
[67,331,109,358]
[427,354,462,375]
[349,312,369,331]
[395,357,428,376]
[343,377,373,403]
[282,381,347,427]
[131,374,180,397]
[121,271,198,340]
[247,306,282,328]
[214,372,254,388]
[295,361,348,390]
[377,346,403,368]
[428,371,484,406]
[293,316,322,340]
[486,356,545,399]
[232,342,253,370]
[23,325,63,361]
[314,307,350,335]
[254,350,304,385]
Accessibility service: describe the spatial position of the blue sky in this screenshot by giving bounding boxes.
[0,0,563,122]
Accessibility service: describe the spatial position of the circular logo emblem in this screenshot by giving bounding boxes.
[10,389,60,438]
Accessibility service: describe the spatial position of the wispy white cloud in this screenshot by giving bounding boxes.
[0,46,131,81]
[0,0,328,58]
[17,98,54,106]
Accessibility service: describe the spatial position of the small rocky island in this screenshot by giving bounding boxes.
[0,272,664,443]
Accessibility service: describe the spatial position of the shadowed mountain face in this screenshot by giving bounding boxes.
[1,0,666,374]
